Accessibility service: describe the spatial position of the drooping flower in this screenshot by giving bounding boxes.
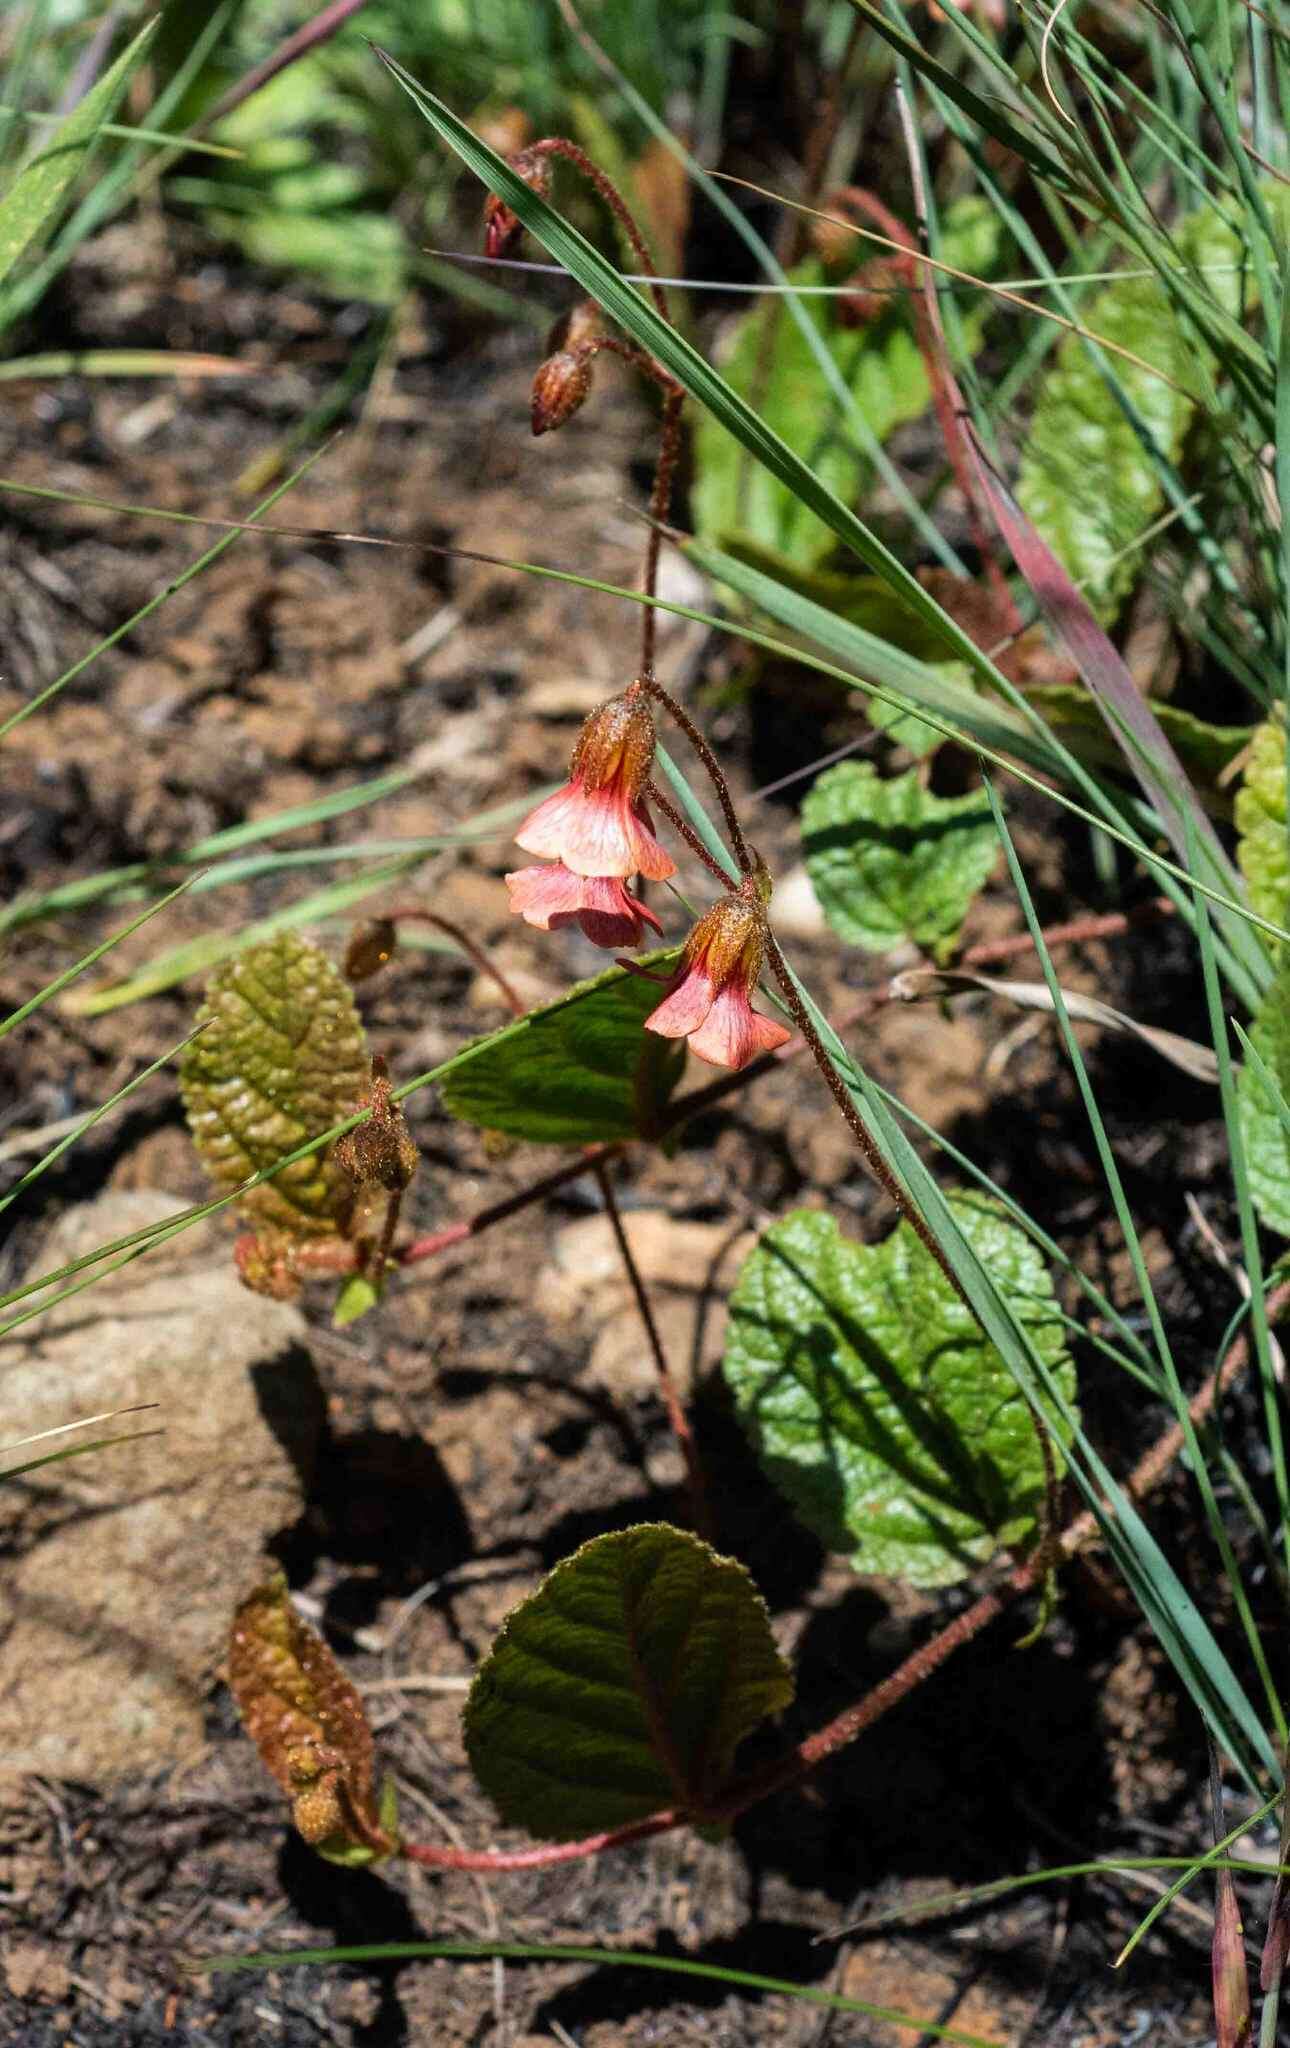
[645,890,792,1070]
[514,689,675,882]
[506,862,662,950]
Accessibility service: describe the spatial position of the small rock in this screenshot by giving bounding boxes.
[3,1941,69,2004]
[536,1210,757,1399]
[768,864,827,940]
[0,1190,322,1785]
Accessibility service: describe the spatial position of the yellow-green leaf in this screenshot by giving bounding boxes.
[180,932,369,1237]
[1235,720,1287,933]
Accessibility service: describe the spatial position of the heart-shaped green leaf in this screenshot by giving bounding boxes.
[463,1524,793,1840]
[802,761,999,960]
[723,1193,1077,1587]
[440,950,684,1145]
[1238,961,1290,1237]
[181,932,369,1237]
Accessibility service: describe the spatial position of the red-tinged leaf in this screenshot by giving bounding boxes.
[228,1575,399,1867]
[964,425,1248,918]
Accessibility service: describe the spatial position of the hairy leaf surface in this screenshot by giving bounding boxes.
[723,1195,1076,1586]
[1235,720,1287,933]
[802,762,999,959]
[228,1575,399,1866]
[181,932,369,1235]
[1238,962,1290,1237]
[1016,274,1194,620]
[440,950,684,1144]
[464,1524,793,1840]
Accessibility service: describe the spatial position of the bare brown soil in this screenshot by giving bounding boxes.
[0,219,1265,2045]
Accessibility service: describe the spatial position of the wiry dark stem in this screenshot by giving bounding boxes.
[646,780,735,886]
[380,905,525,1016]
[640,678,753,876]
[641,391,684,678]
[530,137,670,324]
[595,1162,712,1540]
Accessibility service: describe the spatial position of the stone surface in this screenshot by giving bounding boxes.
[536,1210,757,1400]
[0,1191,322,1783]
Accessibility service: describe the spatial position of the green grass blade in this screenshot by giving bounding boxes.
[194,1939,999,2043]
[0,440,331,743]
[0,1028,203,1216]
[985,777,1286,1740]
[0,18,158,288]
[61,855,432,1016]
[0,876,194,1040]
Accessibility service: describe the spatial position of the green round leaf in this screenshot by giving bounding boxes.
[181,932,369,1237]
[723,1193,1077,1587]
[440,950,684,1145]
[1238,961,1290,1237]
[802,761,999,960]
[463,1524,794,1840]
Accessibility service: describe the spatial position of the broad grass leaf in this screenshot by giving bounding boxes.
[0,20,158,291]
[180,932,369,1236]
[1237,962,1290,1236]
[802,761,999,959]
[463,1524,793,1840]
[228,1574,399,1866]
[1016,272,1195,621]
[693,202,999,569]
[1235,721,1287,931]
[1027,684,1255,803]
[723,1193,1077,1587]
[440,950,684,1145]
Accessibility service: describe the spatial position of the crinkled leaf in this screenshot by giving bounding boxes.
[1238,962,1290,1237]
[228,1574,399,1866]
[180,932,369,1237]
[1016,272,1196,621]
[440,949,684,1145]
[1235,720,1287,932]
[0,20,157,291]
[723,1193,1077,1587]
[693,201,999,569]
[463,1524,793,1840]
[802,761,999,959]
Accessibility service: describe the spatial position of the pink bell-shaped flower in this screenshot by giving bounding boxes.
[513,688,675,883]
[645,889,791,1070]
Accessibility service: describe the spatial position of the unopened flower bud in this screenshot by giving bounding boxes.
[482,146,551,260]
[344,917,397,983]
[531,349,592,436]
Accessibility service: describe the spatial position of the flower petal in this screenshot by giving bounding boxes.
[645,965,717,1040]
[686,985,789,1069]
[505,862,584,929]
[515,777,676,880]
[576,877,663,950]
